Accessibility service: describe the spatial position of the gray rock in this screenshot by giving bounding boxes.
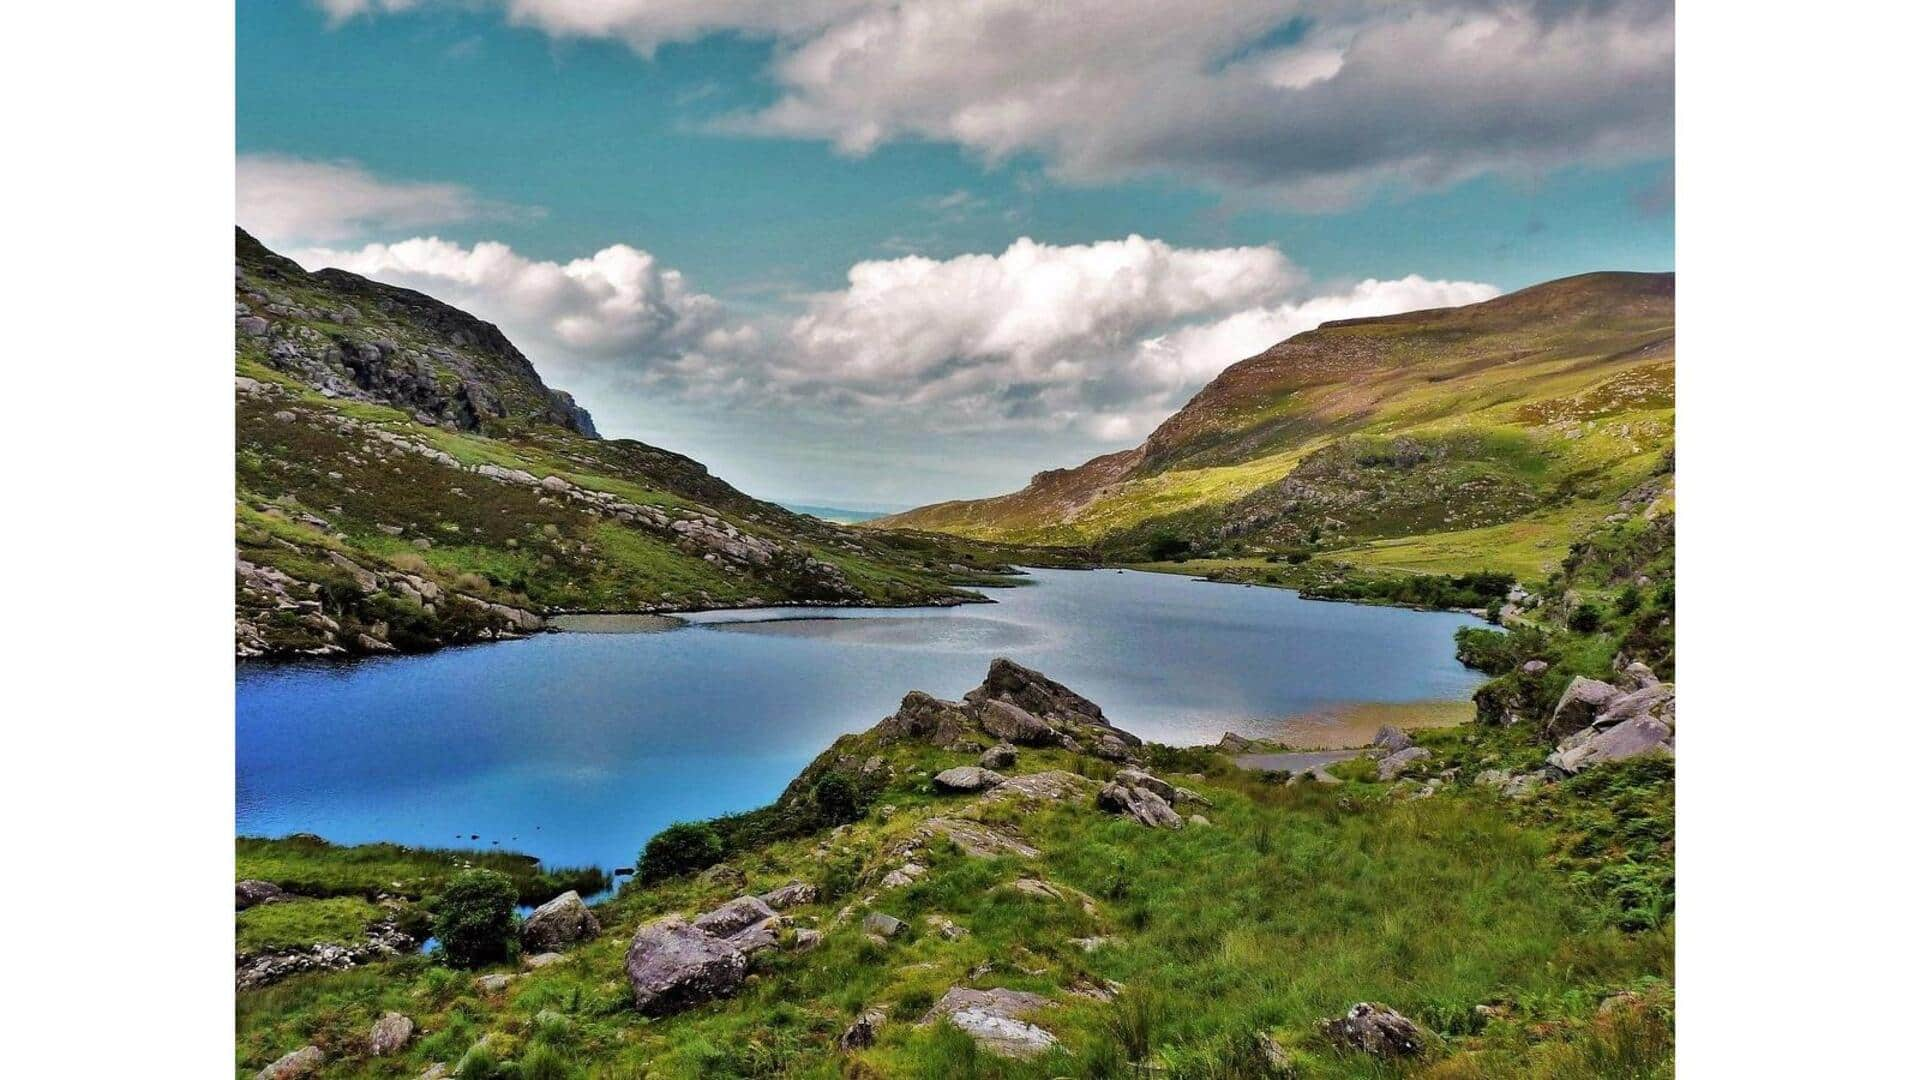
[520,890,599,952]
[758,881,818,910]
[1318,1002,1424,1058]
[862,913,905,938]
[982,770,1096,805]
[368,1012,413,1056]
[521,952,566,970]
[696,863,746,890]
[1547,677,1625,738]
[792,928,823,951]
[1370,725,1414,754]
[475,973,515,994]
[625,916,747,1016]
[977,699,1060,746]
[1216,731,1258,753]
[1594,683,1675,729]
[1549,715,1674,773]
[918,816,1041,858]
[933,766,1006,793]
[1521,659,1550,675]
[979,743,1019,769]
[1097,779,1184,828]
[1376,746,1433,781]
[693,895,777,939]
[1113,768,1175,800]
[236,879,288,909]
[922,987,1059,1059]
[238,315,271,337]
[874,691,977,748]
[256,1045,323,1079]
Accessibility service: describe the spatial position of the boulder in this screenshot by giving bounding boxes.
[984,770,1096,805]
[758,881,818,910]
[1547,677,1625,739]
[1521,659,1550,675]
[968,657,1110,729]
[875,691,976,748]
[368,1012,414,1056]
[976,699,1060,746]
[933,766,1006,793]
[696,863,746,891]
[257,1046,323,1079]
[792,928,823,951]
[1376,746,1433,781]
[625,916,747,1016]
[918,816,1041,858]
[1549,715,1674,773]
[1113,768,1175,800]
[520,890,599,952]
[922,987,1059,1060]
[979,743,1019,769]
[1594,683,1675,729]
[692,896,777,939]
[1097,779,1183,829]
[475,973,515,994]
[1318,1002,1424,1058]
[521,952,566,970]
[1370,725,1414,754]
[236,879,288,909]
[862,913,905,939]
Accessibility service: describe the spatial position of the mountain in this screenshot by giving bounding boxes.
[234,228,1004,658]
[879,272,1675,584]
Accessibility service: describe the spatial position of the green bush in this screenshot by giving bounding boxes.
[810,771,865,826]
[432,868,518,968]
[638,821,725,884]
[1569,602,1604,633]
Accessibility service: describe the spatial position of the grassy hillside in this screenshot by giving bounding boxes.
[878,273,1675,585]
[234,229,1015,658]
[236,656,1673,1078]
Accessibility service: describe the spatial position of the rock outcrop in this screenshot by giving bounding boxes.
[934,766,1006,793]
[368,1012,414,1056]
[257,1046,324,1079]
[1097,770,1185,828]
[1545,670,1676,773]
[624,916,749,1017]
[1318,1002,1425,1058]
[922,987,1060,1059]
[872,659,1145,763]
[520,890,599,952]
[236,879,288,909]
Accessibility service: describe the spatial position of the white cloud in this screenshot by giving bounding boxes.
[237,154,525,246]
[290,236,723,377]
[297,233,1497,445]
[321,0,1673,207]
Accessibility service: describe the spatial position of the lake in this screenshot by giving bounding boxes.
[235,568,1484,870]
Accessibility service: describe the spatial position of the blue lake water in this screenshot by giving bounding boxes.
[236,568,1483,870]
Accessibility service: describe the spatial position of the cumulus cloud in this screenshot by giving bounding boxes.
[319,0,1674,207]
[237,154,526,246]
[290,236,725,380]
[295,232,1496,447]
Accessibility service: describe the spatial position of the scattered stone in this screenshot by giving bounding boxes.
[919,816,1041,858]
[1521,660,1550,675]
[1010,878,1064,901]
[1549,715,1674,773]
[983,770,1096,805]
[1098,775,1184,828]
[791,928,823,951]
[1113,767,1176,800]
[693,896,777,939]
[1370,725,1414,754]
[840,1008,887,1050]
[1318,1002,1425,1058]
[979,743,1019,769]
[1187,814,1212,827]
[862,913,905,939]
[520,890,599,952]
[236,879,288,909]
[934,765,1006,793]
[922,987,1059,1059]
[1376,746,1433,781]
[368,1012,414,1056]
[880,864,926,889]
[927,915,969,940]
[625,916,748,1016]
[257,1045,324,1079]
[758,881,818,910]
[1254,1032,1298,1074]
[475,973,515,994]
[1068,936,1109,952]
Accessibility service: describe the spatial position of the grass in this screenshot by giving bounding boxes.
[236,835,607,905]
[236,897,383,955]
[235,736,1673,1078]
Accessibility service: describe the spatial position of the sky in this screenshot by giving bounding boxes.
[237,0,1674,510]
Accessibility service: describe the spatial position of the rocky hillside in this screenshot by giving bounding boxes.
[237,660,1673,1078]
[879,273,1675,583]
[235,229,1008,658]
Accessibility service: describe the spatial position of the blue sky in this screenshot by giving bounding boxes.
[238,1,1674,508]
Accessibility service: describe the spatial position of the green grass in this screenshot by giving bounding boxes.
[236,835,606,905]
[236,897,384,955]
[236,733,1672,1078]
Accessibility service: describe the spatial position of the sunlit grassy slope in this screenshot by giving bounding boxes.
[878,274,1675,582]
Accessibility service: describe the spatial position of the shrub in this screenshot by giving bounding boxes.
[639,822,725,885]
[433,868,518,968]
[1615,585,1643,615]
[811,771,864,826]
[1569,602,1604,633]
